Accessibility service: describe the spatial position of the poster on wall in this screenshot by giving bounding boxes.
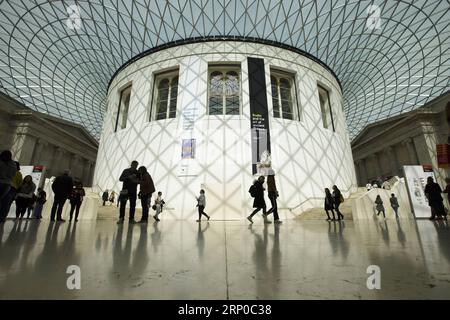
[20,165,46,189]
[181,139,195,159]
[403,165,434,218]
[436,144,450,168]
[248,57,271,175]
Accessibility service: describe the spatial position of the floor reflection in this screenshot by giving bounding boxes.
[0,218,449,299]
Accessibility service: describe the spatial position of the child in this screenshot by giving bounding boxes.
[153,191,164,222]
[375,195,386,218]
[196,189,210,222]
[390,193,400,219]
[33,188,46,219]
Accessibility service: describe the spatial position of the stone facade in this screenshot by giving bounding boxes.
[0,93,98,186]
[352,91,450,188]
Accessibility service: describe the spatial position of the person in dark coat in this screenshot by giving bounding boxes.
[137,166,155,223]
[266,169,282,224]
[0,150,17,222]
[117,160,139,224]
[69,181,85,222]
[15,175,36,219]
[324,188,335,221]
[102,190,109,206]
[332,185,344,220]
[424,177,446,220]
[247,176,271,224]
[50,169,73,222]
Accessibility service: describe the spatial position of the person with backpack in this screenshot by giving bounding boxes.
[332,185,344,220]
[247,176,271,224]
[137,166,155,223]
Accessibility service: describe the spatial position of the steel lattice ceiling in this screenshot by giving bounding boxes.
[0,0,449,140]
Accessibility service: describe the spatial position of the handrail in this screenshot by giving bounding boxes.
[282,187,357,211]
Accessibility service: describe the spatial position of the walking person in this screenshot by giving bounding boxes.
[152,191,164,222]
[247,176,271,224]
[0,151,17,222]
[102,190,109,206]
[118,160,139,224]
[50,169,73,222]
[332,185,344,220]
[265,169,282,224]
[137,166,155,223]
[424,177,446,220]
[375,195,386,219]
[390,193,400,219]
[69,182,85,222]
[324,188,336,221]
[196,189,210,222]
[109,191,116,206]
[15,175,36,219]
[33,188,46,219]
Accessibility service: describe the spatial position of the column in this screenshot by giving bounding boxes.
[384,146,399,176]
[404,138,418,164]
[72,154,83,181]
[31,139,47,165]
[51,147,65,177]
[368,153,381,180]
[361,158,369,184]
[82,159,92,186]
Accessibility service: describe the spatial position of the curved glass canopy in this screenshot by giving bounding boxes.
[0,0,449,139]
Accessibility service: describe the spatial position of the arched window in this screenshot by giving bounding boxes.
[208,66,241,115]
[270,70,298,120]
[152,70,179,121]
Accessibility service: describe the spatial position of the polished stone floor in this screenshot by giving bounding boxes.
[0,217,450,299]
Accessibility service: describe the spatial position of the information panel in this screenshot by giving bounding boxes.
[403,165,434,218]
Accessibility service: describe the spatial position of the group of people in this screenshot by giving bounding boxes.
[247,169,282,224]
[0,150,46,221]
[101,190,116,206]
[116,160,164,224]
[373,194,400,219]
[323,186,345,221]
[0,149,86,223]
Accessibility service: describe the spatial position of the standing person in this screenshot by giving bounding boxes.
[196,189,210,222]
[265,169,282,224]
[375,195,386,218]
[324,188,336,221]
[69,182,85,222]
[118,160,139,224]
[153,191,164,222]
[50,169,73,222]
[0,150,17,222]
[366,182,372,191]
[424,177,446,220]
[33,188,47,219]
[15,175,36,219]
[390,193,400,219]
[109,191,116,206]
[0,161,22,221]
[102,190,109,206]
[137,166,155,223]
[26,193,37,219]
[247,176,271,224]
[332,185,344,220]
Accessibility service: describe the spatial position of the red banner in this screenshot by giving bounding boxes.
[437,144,450,168]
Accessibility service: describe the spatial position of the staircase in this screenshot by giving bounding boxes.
[295,188,367,220]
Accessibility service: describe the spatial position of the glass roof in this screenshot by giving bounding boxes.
[0,0,449,140]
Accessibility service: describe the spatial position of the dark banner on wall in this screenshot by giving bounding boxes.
[248,57,271,175]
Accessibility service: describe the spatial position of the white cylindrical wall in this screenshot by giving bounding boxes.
[94,41,357,219]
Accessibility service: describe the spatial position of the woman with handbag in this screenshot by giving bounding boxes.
[332,185,344,220]
[15,175,36,219]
